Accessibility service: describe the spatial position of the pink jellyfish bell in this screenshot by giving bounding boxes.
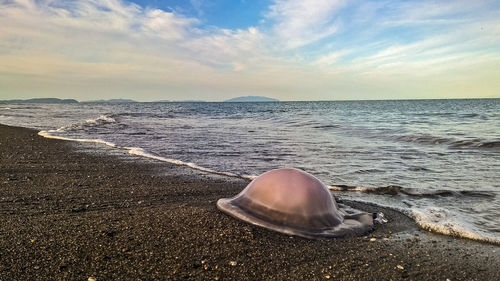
[217,168,375,239]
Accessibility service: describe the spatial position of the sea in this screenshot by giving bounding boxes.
[1,99,499,244]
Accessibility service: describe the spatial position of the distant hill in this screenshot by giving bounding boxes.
[0,98,78,103]
[85,99,137,103]
[224,96,279,102]
[154,100,207,103]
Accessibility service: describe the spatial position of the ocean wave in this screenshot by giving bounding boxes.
[407,166,435,172]
[126,147,256,179]
[448,139,500,149]
[328,185,496,199]
[411,208,500,245]
[458,113,489,119]
[411,112,455,117]
[397,135,451,145]
[55,114,116,132]
[38,130,116,147]
[340,198,500,245]
[37,129,256,181]
[396,134,500,149]
[85,115,116,124]
[112,112,176,119]
[312,124,340,129]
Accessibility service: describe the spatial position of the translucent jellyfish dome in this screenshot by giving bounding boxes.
[217,168,374,239]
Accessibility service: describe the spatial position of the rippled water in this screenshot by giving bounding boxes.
[1,99,499,243]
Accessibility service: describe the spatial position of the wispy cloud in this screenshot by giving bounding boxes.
[312,50,350,66]
[0,0,499,101]
[266,0,346,49]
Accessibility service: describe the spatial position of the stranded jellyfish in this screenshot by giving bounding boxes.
[217,168,377,239]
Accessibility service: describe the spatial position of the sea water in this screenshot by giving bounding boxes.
[1,99,499,243]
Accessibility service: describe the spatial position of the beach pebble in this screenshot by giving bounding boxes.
[88,277,96,281]
[369,238,376,242]
[229,261,237,266]
[324,275,331,279]
[396,265,404,270]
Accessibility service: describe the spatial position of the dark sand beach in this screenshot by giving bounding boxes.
[0,124,499,280]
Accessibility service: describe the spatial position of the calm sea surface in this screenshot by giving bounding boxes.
[1,99,499,243]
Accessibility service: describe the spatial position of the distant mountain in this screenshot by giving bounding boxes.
[154,100,206,103]
[85,99,137,103]
[0,98,78,103]
[224,96,279,102]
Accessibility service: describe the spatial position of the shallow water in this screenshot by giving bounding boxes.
[1,99,499,243]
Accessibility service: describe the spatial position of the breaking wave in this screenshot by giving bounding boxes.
[332,186,500,245]
[54,115,116,132]
[396,134,500,149]
[328,185,496,198]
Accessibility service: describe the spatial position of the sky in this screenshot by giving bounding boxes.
[0,0,499,101]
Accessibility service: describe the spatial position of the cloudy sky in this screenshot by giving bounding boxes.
[1,0,499,101]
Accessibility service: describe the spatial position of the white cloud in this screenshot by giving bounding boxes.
[266,0,346,49]
[313,50,350,66]
[142,8,198,40]
[182,26,272,71]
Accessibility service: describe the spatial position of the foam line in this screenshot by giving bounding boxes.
[38,129,254,181]
[126,147,248,179]
[38,131,116,147]
[337,197,500,245]
[328,185,367,192]
[411,209,500,245]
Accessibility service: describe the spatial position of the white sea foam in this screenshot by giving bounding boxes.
[241,174,258,180]
[126,147,247,178]
[410,208,500,245]
[56,114,116,132]
[38,131,116,147]
[328,185,367,192]
[86,115,116,124]
[38,127,250,181]
[335,196,500,245]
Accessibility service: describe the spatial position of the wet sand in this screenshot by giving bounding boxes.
[0,124,499,280]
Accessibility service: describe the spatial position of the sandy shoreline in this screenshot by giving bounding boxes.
[0,124,498,280]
